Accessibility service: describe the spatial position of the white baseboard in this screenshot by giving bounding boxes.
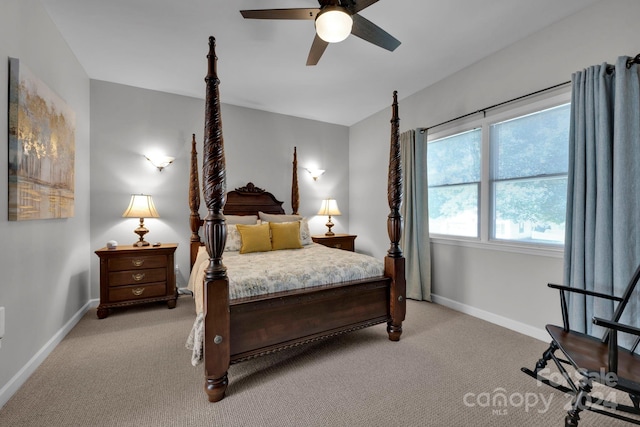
[431,294,550,343]
[0,298,99,409]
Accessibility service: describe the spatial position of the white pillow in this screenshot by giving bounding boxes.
[224,214,259,225]
[258,211,302,223]
[298,218,312,246]
[195,225,241,253]
[225,224,242,251]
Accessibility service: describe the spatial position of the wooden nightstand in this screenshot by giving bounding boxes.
[311,234,356,252]
[95,243,178,319]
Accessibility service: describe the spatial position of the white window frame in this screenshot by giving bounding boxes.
[426,127,482,239]
[426,88,571,257]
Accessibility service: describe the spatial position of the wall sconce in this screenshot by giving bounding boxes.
[122,194,160,246]
[305,168,325,181]
[145,154,175,171]
[317,198,341,236]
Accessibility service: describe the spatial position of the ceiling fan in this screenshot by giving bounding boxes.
[240,0,401,66]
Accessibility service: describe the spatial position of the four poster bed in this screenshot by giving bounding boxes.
[187,36,406,402]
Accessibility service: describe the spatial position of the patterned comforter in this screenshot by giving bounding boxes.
[186,243,384,365]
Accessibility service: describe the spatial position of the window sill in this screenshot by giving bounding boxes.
[429,235,564,258]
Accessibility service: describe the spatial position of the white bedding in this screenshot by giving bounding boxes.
[185,243,385,365]
[187,243,384,313]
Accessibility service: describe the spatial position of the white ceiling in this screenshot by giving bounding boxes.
[41,0,599,126]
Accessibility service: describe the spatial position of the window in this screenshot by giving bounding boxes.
[426,92,570,248]
[490,104,570,244]
[427,129,481,237]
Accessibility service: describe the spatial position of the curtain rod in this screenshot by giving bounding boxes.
[421,53,640,134]
[606,53,640,73]
[420,80,571,133]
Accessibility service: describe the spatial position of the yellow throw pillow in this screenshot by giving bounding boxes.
[270,221,302,251]
[236,223,272,254]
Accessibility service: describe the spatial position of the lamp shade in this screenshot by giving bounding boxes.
[305,168,325,181]
[145,155,175,171]
[317,199,341,216]
[315,7,353,43]
[122,194,160,218]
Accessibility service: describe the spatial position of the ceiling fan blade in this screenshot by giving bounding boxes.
[351,0,380,14]
[240,8,319,20]
[351,13,401,52]
[306,34,329,66]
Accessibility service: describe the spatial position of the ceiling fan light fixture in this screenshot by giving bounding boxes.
[315,7,353,43]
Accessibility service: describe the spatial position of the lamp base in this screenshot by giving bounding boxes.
[325,216,335,236]
[133,218,150,247]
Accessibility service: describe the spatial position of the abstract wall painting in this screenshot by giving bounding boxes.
[8,57,75,220]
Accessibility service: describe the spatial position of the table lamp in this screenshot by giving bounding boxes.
[317,198,341,236]
[122,194,160,247]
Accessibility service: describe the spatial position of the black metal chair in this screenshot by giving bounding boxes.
[522,264,640,426]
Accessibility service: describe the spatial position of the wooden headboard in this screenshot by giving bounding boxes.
[188,135,299,269]
[224,183,284,216]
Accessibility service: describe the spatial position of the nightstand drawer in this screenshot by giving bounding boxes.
[108,267,166,287]
[327,239,352,250]
[109,283,167,302]
[108,255,167,271]
[312,234,357,252]
[95,243,178,318]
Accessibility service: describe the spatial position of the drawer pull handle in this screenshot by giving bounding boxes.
[132,259,145,267]
[132,287,145,296]
[132,273,145,281]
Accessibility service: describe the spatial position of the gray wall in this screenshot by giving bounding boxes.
[90,80,350,296]
[0,0,91,405]
[349,0,640,340]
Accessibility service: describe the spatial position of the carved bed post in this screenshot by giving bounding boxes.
[291,147,299,215]
[189,134,202,269]
[202,36,230,402]
[385,91,406,341]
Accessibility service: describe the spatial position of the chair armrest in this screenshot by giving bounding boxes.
[547,283,624,302]
[592,316,640,374]
[593,317,640,337]
[548,283,624,332]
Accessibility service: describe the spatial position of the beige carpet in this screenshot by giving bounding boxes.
[0,296,637,426]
